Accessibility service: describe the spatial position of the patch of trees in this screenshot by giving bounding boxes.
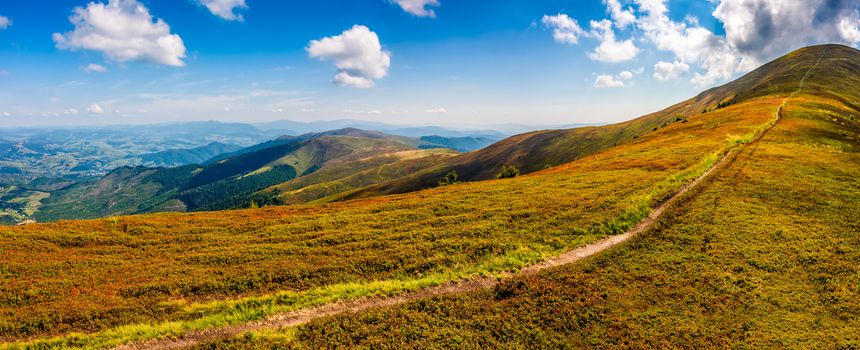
[180,166,298,211]
[438,171,462,186]
[496,165,520,179]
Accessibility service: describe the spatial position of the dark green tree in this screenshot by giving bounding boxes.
[438,171,462,186]
[496,165,521,179]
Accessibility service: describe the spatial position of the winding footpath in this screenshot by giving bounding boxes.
[116,53,826,350]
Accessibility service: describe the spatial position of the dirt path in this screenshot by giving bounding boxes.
[115,140,747,350]
[116,54,826,350]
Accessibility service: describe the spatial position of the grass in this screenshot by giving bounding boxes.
[192,55,860,349]
[4,44,858,349]
[0,93,776,348]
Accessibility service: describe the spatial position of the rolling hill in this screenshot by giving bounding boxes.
[335,46,854,200]
[132,142,242,168]
[33,129,460,221]
[1,44,857,349]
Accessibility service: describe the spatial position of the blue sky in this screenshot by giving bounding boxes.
[0,0,858,127]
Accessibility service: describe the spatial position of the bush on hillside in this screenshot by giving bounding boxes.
[496,165,520,179]
[438,171,462,186]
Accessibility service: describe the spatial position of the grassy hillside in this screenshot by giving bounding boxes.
[335,45,860,201]
[0,46,808,348]
[134,142,242,168]
[2,45,857,349]
[33,130,461,221]
[252,148,457,206]
[34,166,195,221]
[200,45,860,349]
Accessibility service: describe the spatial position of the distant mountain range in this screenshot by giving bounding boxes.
[0,120,507,184]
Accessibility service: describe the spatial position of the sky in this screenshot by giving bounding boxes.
[0,0,859,128]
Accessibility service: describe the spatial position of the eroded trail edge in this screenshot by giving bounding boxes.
[114,55,826,350]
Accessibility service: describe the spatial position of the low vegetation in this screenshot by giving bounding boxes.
[2,45,857,349]
[192,45,860,349]
[0,88,775,347]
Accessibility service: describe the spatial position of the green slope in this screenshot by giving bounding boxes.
[197,44,860,349]
[34,131,460,220]
[134,142,242,168]
[335,45,860,201]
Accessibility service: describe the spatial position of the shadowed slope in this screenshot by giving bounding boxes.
[337,44,860,200]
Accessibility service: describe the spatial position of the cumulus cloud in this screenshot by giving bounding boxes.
[88,104,105,114]
[390,0,440,18]
[594,70,635,88]
[619,0,860,86]
[588,19,639,63]
[1,112,10,117]
[53,0,187,67]
[196,0,247,21]
[714,0,860,59]
[0,16,10,30]
[653,60,689,81]
[604,0,636,28]
[594,74,624,88]
[308,25,391,88]
[83,63,108,73]
[542,14,585,44]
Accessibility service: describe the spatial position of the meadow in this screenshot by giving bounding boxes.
[0,94,777,348]
[193,65,860,349]
[4,44,856,349]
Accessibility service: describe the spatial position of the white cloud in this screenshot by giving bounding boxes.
[83,63,108,73]
[53,0,187,67]
[714,0,860,59]
[594,69,636,88]
[542,14,585,44]
[425,108,448,114]
[1,112,10,117]
[623,0,860,86]
[390,0,440,18]
[65,108,80,115]
[653,60,689,81]
[308,25,391,88]
[196,0,247,21]
[333,72,375,89]
[839,11,860,43]
[594,74,624,88]
[588,19,639,63]
[0,16,10,30]
[634,0,749,86]
[88,104,105,114]
[604,0,636,28]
